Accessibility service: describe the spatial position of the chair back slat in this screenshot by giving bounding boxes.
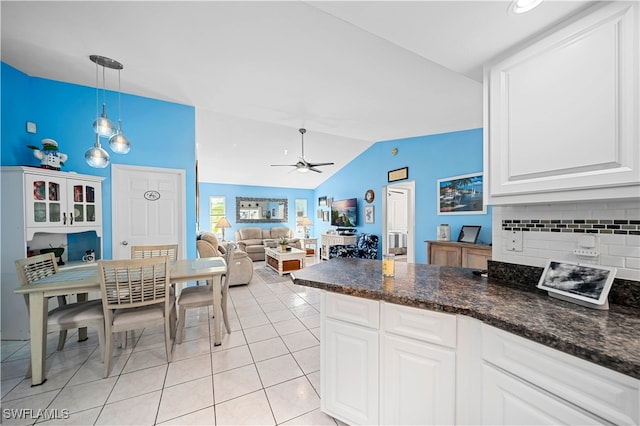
[130,244,179,261]
[15,253,59,286]
[98,257,170,309]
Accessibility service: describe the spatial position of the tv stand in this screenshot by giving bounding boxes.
[321,233,358,260]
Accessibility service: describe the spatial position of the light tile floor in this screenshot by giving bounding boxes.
[1,258,345,426]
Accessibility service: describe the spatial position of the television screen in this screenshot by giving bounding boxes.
[331,198,357,227]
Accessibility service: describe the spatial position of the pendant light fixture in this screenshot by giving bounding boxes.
[91,55,119,138]
[85,133,110,168]
[86,55,130,167]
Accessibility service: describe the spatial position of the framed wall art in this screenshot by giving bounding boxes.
[323,210,330,222]
[364,205,374,224]
[318,196,327,207]
[437,172,486,215]
[388,167,408,182]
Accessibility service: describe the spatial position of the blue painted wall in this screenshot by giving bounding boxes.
[198,182,314,237]
[199,129,491,264]
[1,62,197,259]
[314,129,491,263]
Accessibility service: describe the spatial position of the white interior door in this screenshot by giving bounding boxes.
[112,165,186,260]
[382,181,415,263]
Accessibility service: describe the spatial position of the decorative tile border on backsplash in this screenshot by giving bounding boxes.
[502,219,640,235]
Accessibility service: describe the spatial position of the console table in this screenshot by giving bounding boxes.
[426,240,492,269]
[321,234,358,260]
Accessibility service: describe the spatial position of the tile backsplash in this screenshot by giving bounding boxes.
[492,200,640,281]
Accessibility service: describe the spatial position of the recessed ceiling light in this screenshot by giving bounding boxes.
[510,0,543,14]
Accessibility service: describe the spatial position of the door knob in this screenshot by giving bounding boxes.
[121,241,128,246]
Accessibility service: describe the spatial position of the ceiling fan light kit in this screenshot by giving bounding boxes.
[271,128,334,173]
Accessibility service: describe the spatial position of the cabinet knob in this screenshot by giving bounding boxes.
[121,241,128,246]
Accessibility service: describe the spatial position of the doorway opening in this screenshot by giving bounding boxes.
[382,181,415,264]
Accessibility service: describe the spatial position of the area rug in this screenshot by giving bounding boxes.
[254,267,293,284]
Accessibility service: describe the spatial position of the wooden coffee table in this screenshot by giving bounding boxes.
[265,246,306,276]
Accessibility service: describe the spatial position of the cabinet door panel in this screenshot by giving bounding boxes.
[461,247,492,269]
[322,318,378,425]
[24,174,66,228]
[381,334,455,425]
[482,364,602,425]
[429,244,460,266]
[486,2,639,203]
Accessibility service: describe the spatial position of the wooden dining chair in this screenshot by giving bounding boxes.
[175,242,235,344]
[15,253,105,377]
[97,257,173,377]
[130,244,178,338]
[130,244,178,261]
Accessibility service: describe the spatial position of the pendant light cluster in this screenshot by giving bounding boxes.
[85,55,131,168]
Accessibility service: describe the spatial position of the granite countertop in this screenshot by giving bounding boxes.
[291,258,640,380]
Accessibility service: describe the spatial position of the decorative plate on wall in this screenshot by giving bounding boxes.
[365,189,375,203]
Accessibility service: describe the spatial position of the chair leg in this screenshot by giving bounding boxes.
[176,305,186,344]
[56,330,68,351]
[103,327,114,378]
[169,304,177,339]
[96,322,106,363]
[222,288,231,334]
[164,316,173,362]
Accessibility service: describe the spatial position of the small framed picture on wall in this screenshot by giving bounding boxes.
[323,210,329,222]
[364,205,374,224]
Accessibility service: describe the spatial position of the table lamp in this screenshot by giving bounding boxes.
[299,217,313,238]
[216,217,232,241]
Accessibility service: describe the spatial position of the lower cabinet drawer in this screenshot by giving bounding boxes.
[482,325,639,425]
[323,292,379,329]
[382,302,456,348]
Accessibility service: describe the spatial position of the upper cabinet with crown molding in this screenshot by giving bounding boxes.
[484,2,639,205]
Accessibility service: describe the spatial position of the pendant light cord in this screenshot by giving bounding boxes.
[95,61,99,123]
[102,65,107,108]
[117,69,122,123]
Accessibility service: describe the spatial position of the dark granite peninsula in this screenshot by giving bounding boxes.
[291,258,640,379]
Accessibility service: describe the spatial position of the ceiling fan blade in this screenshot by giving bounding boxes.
[308,167,323,173]
[270,164,297,167]
[308,162,334,167]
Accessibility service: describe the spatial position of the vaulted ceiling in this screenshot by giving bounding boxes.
[1,1,595,188]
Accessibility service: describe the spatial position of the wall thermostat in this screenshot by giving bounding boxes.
[26,121,37,134]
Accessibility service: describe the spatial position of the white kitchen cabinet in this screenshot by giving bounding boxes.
[482,323,640,425]
[320,292,457,425]
[482,364,603,425]
[381,303,456,425]
[485,2,639,204]
[321,292,379,425]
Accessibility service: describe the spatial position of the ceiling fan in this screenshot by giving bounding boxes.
[271,128,335,173]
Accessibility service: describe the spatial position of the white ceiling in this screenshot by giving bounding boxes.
[1,0,595,189]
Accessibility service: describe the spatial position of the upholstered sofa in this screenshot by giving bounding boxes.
[197,232,253,286]
[235,226,301,261]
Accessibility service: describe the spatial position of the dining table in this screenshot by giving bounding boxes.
[14,257,227,386]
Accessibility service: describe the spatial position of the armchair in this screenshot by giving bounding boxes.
[329,233,379,260]
[198,232,253,286]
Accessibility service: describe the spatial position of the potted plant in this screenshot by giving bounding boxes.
[278,237,289,252]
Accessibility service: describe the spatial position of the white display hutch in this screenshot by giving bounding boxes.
[1,166,104,339]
